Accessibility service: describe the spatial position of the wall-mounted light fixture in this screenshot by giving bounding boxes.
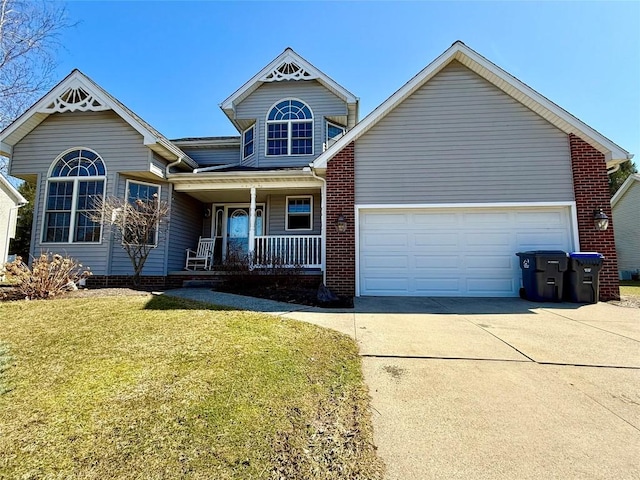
[593,208,609,231]
[335,214,347,233]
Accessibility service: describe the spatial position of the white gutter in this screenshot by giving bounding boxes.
[308,165,327,285]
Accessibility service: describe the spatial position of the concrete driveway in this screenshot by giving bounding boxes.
[287,297,640,479]
[167,290,640,479]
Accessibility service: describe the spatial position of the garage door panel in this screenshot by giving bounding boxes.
[465,232,512,247]
[362,232,408,248]
[359,206,572,297]
[413,213,459,226]
[414,255,459,268]
[414,278,461,294]
[465,255,513,269]
[516,231,568,250]
[466,277,515,295]
[462,211,511,226]
[362,277,410,294]
[362,254,409,269]
[414,233,459,247]
[515,211,565,225]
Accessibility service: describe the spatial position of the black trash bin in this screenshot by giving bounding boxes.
[516,251,568,302]
[565,252,604,303]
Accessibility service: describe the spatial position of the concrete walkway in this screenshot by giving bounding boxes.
[165,289,640,479]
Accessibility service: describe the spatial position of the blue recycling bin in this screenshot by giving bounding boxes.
[565,252,604,304]
[516,251,568,302]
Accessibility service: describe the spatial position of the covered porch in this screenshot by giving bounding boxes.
[170,168,326,270]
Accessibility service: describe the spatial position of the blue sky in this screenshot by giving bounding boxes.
[58,1,639,161]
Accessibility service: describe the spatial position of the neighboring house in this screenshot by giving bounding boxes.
[611,174,640,279]
[0,42,632,300]
[0,174,27,272]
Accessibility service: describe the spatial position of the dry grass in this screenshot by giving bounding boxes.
[0,295,383,479]
[620,280,640,297]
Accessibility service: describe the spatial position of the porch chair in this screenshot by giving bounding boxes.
[185,237,216,270]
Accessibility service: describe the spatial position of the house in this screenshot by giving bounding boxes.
[0,174,27,272]
[0,42,632,300]
[611,174,640,279]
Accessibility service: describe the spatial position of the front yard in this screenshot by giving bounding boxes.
[0,294,383,479]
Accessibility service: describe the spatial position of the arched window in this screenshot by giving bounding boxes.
[43,148,106,243]
[266,99,313,156]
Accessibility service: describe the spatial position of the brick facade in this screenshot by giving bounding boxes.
[325,142,356,297]
[569,134,620,301]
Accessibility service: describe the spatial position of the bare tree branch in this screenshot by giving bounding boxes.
[0,0,73,129]
[90,195,170,286]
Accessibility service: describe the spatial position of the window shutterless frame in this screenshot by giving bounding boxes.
[326,120,346,144]
[242,124,255,161]
[124,179,161,246]
[265,98,314,156]
[41,147,106,244]
[285,195,313,231]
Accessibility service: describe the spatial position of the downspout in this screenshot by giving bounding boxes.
[309,165,327,285]
[193,163,240,173]
[166,155,186,177]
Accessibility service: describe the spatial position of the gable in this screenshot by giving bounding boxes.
[314,41,631,170]
[220,48,358,132]
[0,70,195,169]
[11,111,153,181]
[354,60,574,204]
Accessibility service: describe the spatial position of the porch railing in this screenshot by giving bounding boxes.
[254,235,322,268]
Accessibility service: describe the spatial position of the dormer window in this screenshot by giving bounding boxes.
[266,99,313,156]
[242,125,255,160]
[326,121,346,146]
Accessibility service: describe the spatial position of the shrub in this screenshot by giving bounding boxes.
[3,253,92,300]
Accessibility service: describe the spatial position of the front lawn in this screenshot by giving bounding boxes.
[0,295,383,479]
[620,280,640,297]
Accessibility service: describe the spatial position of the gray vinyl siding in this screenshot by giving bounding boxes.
[613,181,640,273]
[14,111,152,274]
[109,175,170,275]
[267,192,321,235]
[182,147,241,167]
[167,191,203,271]
[354,61,574,204]
[236,80,347,168]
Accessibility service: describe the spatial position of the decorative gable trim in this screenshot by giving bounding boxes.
[260,56,316,82]
[220,48,357,130]
[40,78,110,113]
[313,41,632,169]
[0,69,196,169]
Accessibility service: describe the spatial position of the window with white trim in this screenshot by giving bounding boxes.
[43,148,106,243]
[326,121,345,145]
[286,196,312,231]
[266,99,313,156]
[125,180,160,245]
[242,125,255,160]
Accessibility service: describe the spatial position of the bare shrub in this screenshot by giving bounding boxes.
[3,253,91,300]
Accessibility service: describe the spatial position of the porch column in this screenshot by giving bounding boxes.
[248,187,256,259]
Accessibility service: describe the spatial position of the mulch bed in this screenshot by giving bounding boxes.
[214,283,353,308]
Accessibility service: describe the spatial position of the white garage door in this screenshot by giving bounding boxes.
[358,207,574,297]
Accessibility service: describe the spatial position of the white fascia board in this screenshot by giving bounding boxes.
[315,41,631,169]
[220,48,357,112]
[611,173,640,207]
[0,174,27,205]
[0,142,12,157]
[0,71,150,145]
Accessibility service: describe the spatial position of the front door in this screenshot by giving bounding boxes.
[225,206,264,258]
